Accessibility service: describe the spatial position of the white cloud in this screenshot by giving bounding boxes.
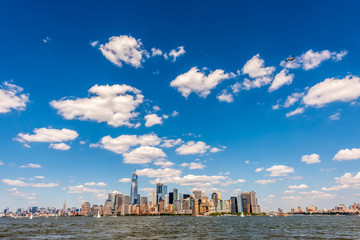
[7,188,36,200]
[284,92,305,108]
[170,67,230,98]
[1,179,58,188]
[242,54,275,89]
[283,190,295,194]
[217,90,234,103]
[266,165,294,177]
[90,40,99,47]
[301,154,321,164]
[150,174,228,187]
[303,76,360,107]
[181,162,206,170]
[333,148,360,161]
[220,179,246,186]
[289,184,309,189]
[151,48,163,56]
[168,46,185,62]
[19,163,41,168]
[209,147,224,153]
[175,141,210,155]
[0,161,4,166]
[50,84,144,127]
[42,37,51,43]
[286,107,304,117]
[49,143,71,151]
[171,110,179,117]
[255,179,277,184]
[161,138,183,148]
[84,182,107,187]
[269,69,294,92]
[335,172,360,186]
[153,159,174,168]
[299,190,336,198]
[329,112,340,120]
[135,168,182,178]
[16,128,78,144]
[231,82,241,93]
[34,176,45,179]
[123,146,166,164]
[99,35,147,68]
[118,178,131,183]
[144,114,163,127]
[281,49,347,70]
[99,134,160,154]
[0,82,29,114]
[255,167,264,172]
[67,185,108,197]
[153,105,160,111]
[281,196,301,200]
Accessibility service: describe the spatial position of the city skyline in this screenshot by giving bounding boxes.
[2,1,360,212]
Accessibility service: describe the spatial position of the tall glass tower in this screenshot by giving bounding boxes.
[130,172,139,205]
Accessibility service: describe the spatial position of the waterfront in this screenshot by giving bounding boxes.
[1,215,360,239]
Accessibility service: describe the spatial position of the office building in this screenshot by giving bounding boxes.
[130,172,139,205]
[173,188,178,202]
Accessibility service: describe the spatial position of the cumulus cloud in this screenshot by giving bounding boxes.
[98,134,160,154]
[285,107,304,117]
[303,76,360,107]
[281,49,347,70]
[175,141,210,155]
[0,161,4,166]
[49,143,71,151]
[16,128,78,144]
[242,54,275,90]
[168,46,185,62]
[84,182,107,187]
[99,35,148,68]
[322,172,360,191]
[266,165,294,177]
[34,176,45,179]
[283,190,295,194]
[255,179,277,184]
[90,40,99,47]
[6,188,36,200]
[269,69,294,92]
[255,167,264,172]
[209,147,224,153]
[144,114,163,127]
[50,84,144,127]
[160,138,183,148]
[67,185,108,198]
[1,179,58,188]
[153,159,174,168]
[299,190,336,198]
[19,163,41,168]
[0,82,29,114]
[151,48,163,56]
[217,90,234,103]
[136,168,182,178]
[118,178,131,183]
[171,110,179,117]
[123,146,166,164]
[333,148,360,161]
[170,67,230,98]
[301,154,321,164]
[289,184,309,189]
[181,162,206,170]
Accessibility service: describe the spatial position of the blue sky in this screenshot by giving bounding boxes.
[1,0,360,211]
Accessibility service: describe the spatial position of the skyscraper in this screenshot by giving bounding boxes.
[250,191,261,213]
[151,189,155,206]
[130,172,139,205]
[173,188,178,202]
[241,191,261,213]
[230,197,238,213]
[193,190,201,200]
[169,192,174,204]
[211,192,218,209]
[156,183,163,204]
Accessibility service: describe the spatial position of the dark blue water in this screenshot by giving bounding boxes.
[1,215,359,239]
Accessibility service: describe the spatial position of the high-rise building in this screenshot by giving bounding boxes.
[169,192,174,204]
[193,190,201,200]
[211,192,218,209]
[183,194,190,199]
[151,189,155,206]
[108,193,116,211]
[179,193,183,201]
[163,185,168,195]
[241,191,261,213]
[173,188,178,202]
[156,183,163,204]
[130,172,139,205]
[236,194,242,213]
[230,197,238,213]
